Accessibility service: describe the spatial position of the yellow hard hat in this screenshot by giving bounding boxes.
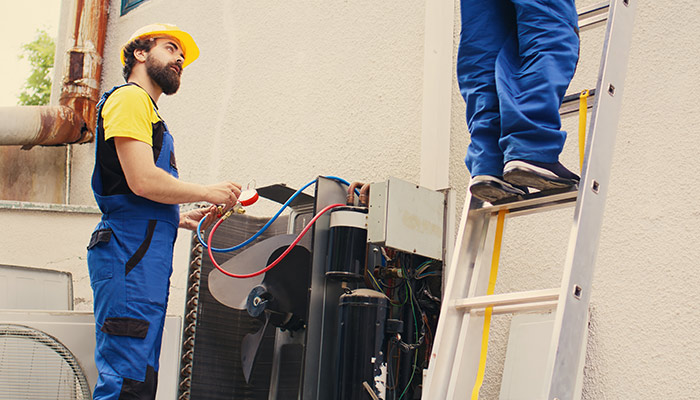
[120,23,199,68]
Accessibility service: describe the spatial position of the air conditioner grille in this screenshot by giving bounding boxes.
[0,324,91,400]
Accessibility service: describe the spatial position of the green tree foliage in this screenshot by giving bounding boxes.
[17,29,55,106]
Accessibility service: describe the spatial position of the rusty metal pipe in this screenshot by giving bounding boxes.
[0,0,108,148]
[0,106,89,149]
[59,0,109,139]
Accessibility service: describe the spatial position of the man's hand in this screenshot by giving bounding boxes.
[204,181,242,210]
[179,205,219,231]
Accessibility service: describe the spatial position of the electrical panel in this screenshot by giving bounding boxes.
[367,177,446,261]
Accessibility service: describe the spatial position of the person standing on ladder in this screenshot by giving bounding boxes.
[86,23,241,399]
[460,0,581,203]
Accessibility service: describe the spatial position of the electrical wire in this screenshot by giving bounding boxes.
[398,282,420,400]
[403,265,427,319]
[389,281,409,308]
[398,351,419,400]
[415,259,441,279]
[379,277,404,290]
[366,268,384,292]
[416,271,441,279]
[365,269,405,307]
[415,260,435,275]
[196,176,358,252]
[386,340,398,391]
[206,203,345,279]
[379,256,438,398]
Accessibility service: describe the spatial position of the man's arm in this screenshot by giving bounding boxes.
[114,137,241,207]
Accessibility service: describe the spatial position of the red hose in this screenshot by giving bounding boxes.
[207,203,346,279]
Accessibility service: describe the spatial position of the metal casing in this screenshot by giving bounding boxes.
[367,177,445,260]
[326,206,368,281]
[336,289,389,400]
[0,264,74,310]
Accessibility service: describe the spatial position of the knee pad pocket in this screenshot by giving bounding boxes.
[101,317,149,339]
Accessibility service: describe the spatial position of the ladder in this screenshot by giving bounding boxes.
[422,1,637,399]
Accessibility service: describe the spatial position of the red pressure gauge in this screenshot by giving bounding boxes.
[238,189,259,207]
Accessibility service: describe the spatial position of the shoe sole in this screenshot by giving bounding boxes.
[470,182,523,203]
[504,163,578,191]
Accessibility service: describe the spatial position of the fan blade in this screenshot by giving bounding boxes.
[241,313,270,383]
[208,234,301,309]
[258,245,312,328]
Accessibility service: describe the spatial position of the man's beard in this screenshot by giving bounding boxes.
[146,55,181,95]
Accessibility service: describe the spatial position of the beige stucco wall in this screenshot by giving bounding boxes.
[1,0,699,398]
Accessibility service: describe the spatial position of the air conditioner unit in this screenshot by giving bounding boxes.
[0,310,182,399]
[179,177,447,400]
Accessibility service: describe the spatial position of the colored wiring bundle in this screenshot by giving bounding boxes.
[366,249,438,400]
[198,176,358,279]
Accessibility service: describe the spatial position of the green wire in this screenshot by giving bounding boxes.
[393,281,408,308]
[399,279,419,399]
[398,351,419,400]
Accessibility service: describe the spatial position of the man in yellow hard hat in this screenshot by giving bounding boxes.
[87,23,241,399]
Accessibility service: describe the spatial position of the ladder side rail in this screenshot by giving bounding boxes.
[544,1,637,399]
[423,196,491,398]
[446,312,485,398]
[445,210,502,398]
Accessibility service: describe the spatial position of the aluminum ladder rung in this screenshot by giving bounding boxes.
[560,88,596,116]
[472,187,578,217]
[453,288,560,314]
[473,300,560,316]
[579,1,611,31]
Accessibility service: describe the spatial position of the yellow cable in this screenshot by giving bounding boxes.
[578,89,590,171]
[471,209,507,399]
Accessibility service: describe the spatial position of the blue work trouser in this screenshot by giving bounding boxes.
[88,217,177,399]
[458,0,580,176]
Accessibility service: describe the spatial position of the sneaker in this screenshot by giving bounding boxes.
[469,175,528,203]
[503,160,580,191]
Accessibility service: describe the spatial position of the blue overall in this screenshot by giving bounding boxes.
[458,0,579,176]
[87,84,179,399]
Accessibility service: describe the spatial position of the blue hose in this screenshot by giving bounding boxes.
[196,175,356,252]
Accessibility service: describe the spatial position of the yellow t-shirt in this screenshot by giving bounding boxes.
[101,85,161,146]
